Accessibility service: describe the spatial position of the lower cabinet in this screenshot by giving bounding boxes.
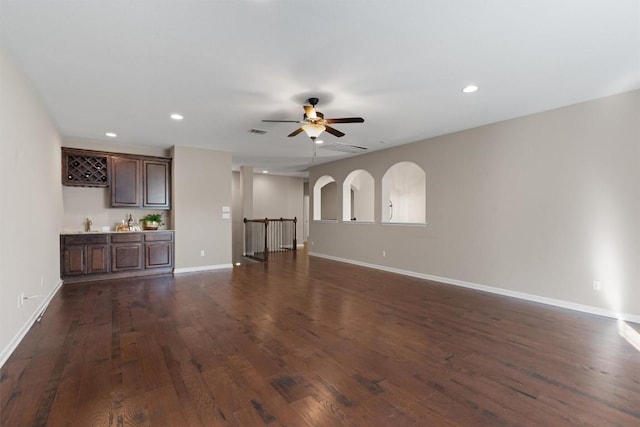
[61,231,174,282]
[63,246,86,276]
[87,245,110,274]
[111,233,143,272]
[62,234,109,276]
[145,232,173,268]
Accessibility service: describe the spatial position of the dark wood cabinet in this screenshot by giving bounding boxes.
[145,232,173,268]
[87,245,110,274]
[61,231,174,282]
[61,148,171,208]
[63,246,86,275]
[112,244,143,271]
[111,156,171,209]
[143,159,171,208]
[62,148,110,187]
[61,234,110,277]
[111,156,142,207]
[111,233,143,272]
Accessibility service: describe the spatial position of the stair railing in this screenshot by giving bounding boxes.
[243,217,297,261]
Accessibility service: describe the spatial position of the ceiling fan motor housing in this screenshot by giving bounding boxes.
[262,97,363,139]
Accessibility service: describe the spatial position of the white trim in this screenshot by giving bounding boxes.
[0,279,64,368]
[308,252,640,324]
[173,264,233,274]
[380,222,427,227]
[343,221,375,225]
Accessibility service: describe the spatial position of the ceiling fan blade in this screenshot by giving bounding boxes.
[325,117,365,124]
[303,105,317,120]
[262,119,302,123]
[324,125,345,138]
[287,127,304,137]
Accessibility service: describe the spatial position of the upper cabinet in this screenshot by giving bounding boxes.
[111,156,171,209]
[111,156,142,207]
[143,160,171,209]
[62,148,171,209]
[62,148,110,187]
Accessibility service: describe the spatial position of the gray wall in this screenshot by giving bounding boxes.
[309,90,640,320]
[172,146,232,270]
[0,47,64,365]
[252,173,304,239]
[320,182,338,220]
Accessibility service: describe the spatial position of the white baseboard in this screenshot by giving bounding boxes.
[309,252,640,324]
[0,279,64,368]
[174,263,233,274]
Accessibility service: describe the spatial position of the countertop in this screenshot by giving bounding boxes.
[61,230,174,235]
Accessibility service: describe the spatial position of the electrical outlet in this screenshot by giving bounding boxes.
[382,250,386,257]
[19,292,24,308]
[200,250,205,257]
[593,281,602,291]
[40,275,44,287]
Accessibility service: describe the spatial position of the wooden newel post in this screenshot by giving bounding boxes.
[293,217,297,251]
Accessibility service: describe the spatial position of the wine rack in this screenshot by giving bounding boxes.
[62,149,110,187]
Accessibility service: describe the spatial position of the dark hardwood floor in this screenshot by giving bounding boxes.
[2,251,639,426]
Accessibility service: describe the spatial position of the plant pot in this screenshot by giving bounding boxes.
[143,221,159,230]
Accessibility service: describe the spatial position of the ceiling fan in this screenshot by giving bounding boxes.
[262,97,364,141]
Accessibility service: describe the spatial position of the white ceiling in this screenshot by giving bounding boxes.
[1,1,639,176]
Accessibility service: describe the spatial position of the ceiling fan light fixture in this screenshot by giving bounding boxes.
[301,123,325,139]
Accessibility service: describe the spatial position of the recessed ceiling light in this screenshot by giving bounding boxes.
[462,85,479,93]
[170,113,184,120]
[105,132,117,138]
[315,140,324,144]
[262,170,268,174]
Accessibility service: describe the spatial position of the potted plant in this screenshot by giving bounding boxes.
[141,213,163,230]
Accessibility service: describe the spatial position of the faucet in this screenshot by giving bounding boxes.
[85,218,92,232]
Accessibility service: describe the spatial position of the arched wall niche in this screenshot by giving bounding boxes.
[342,169,374,222]
[313,175,338,220]
[381,162,426,224]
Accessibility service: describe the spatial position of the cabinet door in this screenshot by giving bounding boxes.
[63,246,86,275]
[111,244,143,272]
[87,245,110,274]
[145,242,173,268]
[111,157,141,207]
[143,160,170,208]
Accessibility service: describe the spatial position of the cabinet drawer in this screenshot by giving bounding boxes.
[111,233,143,243]
[63,234,109,245]
[144,232,173,242]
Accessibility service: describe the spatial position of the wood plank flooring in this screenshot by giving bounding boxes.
[1,251,639,426]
